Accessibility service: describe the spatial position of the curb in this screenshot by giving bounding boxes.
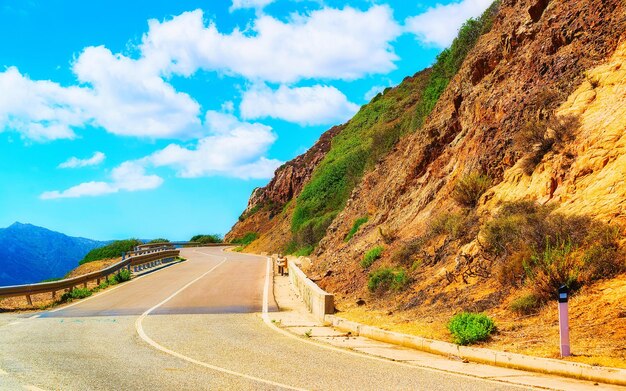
[326,315,626,387]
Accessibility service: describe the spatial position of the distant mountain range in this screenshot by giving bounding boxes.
[0,222,107,286]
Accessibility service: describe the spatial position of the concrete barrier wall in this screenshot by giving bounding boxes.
[287,260,334,321]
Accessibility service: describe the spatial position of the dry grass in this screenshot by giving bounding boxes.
[338,273,626,369]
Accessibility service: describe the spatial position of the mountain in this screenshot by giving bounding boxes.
[228,0,626,364]
[0,222,107,286]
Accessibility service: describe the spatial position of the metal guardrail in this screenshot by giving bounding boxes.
[135,241,226,250]
[0,246,180,304]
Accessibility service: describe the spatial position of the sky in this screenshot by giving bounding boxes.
[0,0,492,241]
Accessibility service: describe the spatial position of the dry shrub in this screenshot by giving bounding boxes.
[453,173,492,208]
[481,200,624,302]
[515,115,578,175]
[392,237,427,266]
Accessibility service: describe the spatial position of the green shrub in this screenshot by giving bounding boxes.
[345,216,369,242]
[115,269,132,283]
[361,246,384,268]
[510,294,541,315]
[80,239,142,265]
[190,234,223,244]
[368,267,410,293]
[448,312,495,345]
[61,287,92,302]
[453,173,492,208]
[106,275,119,286]
[148,238,170,244]
[230,232,259,246]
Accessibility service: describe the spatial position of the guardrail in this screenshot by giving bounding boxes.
[0,246,180,305]
[135,242,226,250]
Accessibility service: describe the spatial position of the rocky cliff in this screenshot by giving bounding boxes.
[228,0,626,365]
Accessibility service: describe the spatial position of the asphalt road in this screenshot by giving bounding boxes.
[0,247,526,390]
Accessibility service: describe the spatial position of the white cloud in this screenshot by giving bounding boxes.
[240,84,359,126]
[72,46,202,138]
[58,151,106,169]
[0,67,90,141]
[147,111,282,179]
[141,6,401,83]
[405,0,492,48]
[41,162,163,199]
[230,0,275,12]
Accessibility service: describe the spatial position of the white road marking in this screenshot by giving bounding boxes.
[44,257,187,314]
[135,254,305,391]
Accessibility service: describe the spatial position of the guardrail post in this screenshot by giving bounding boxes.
[26,294,33,306]
[83,282,87,289]
[52,291,56,300]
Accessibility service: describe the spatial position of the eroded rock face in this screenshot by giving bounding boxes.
[310,0,625,295]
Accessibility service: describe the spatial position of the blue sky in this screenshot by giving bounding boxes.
[0,0,491,240]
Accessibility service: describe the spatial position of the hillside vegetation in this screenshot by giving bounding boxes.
[79,239,141,265]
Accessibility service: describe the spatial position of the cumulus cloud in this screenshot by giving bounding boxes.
[41,162,163,199]
[71,46,202,138]
[41,112,281,199]
[146,111,282,179]
[141,6,401,83]
[240,84,359,126]
[230,0,275,12]
[0,67,90,141]
[405,0,492,48]
[58,151,106,169]
[1,5,401,141]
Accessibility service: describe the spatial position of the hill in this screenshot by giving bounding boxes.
[228,0,626,366]
[0,222,107,286]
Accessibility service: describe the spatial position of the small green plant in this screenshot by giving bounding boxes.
[176,256,187,262]
[510,294,541,315]
[115,269,132,283]
[453,173,492,208]
[361,246,384,268]
[304,329,312,338]
[448,312,496,345]
[106,275,119,286]
[345,216,369,242]
[368,267,410,293]
[61,287,92,302]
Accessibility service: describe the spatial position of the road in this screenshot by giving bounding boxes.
[0,247,527,390]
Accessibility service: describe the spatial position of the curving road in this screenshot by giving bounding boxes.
[0,247,528,390]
